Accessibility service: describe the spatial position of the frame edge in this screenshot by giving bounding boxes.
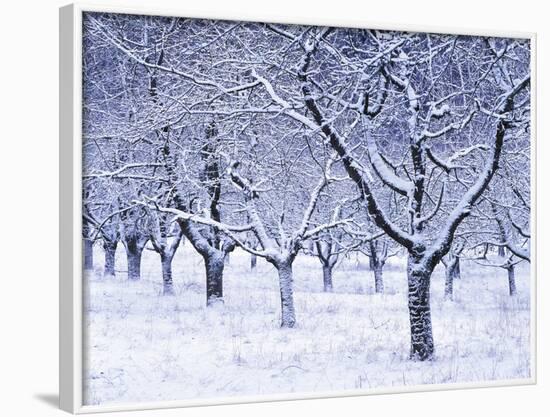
[60,3,78,414]
[61,4,538,413]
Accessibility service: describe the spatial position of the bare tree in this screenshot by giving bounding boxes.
[145,142,354,327]
[249,29,530,359]
[82,16,531,361]
[147,206,184,295]
[314,235,339,292]
[366,239,390,294]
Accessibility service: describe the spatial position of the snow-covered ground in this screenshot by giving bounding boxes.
[83,243,531,406]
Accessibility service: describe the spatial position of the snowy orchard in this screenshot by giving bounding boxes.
[81,12,532,405]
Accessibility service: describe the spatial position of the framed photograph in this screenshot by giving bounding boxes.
[60,3,536,413]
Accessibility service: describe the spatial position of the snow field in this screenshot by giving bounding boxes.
[83,243,530,405]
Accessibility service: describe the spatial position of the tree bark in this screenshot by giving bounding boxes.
[126,245,143,281]
[455,257,461,279]
[205,254,225,305]
[277,261,296,328]
[507,264,517,296]
[481,243,489,259]
[103,241,117,278]
[373,264,384,293]
[407,255,434,361]
[161,254,175,295]
[444,263,454,301]
[368,254,375,271]
[84,238,94,271]
[444,257,460,301]
[369,240,386,293]
[322,264,333,292]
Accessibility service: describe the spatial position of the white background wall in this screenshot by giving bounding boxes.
[0,0,547,415]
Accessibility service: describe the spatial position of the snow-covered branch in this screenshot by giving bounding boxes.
[83,163,164,179]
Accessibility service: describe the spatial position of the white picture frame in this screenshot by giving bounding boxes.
[59,2,537,413]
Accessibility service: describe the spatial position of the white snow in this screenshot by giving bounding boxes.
[83,245,531,406]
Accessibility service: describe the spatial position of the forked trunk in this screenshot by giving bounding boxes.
[103,241,117,278]
[161,253,175,296]
[277,261,296,328]
[84,238,94,271]
[507,264,517,296]
[205,254,225,305]
[322,264,333,292]
[407,255,434,361]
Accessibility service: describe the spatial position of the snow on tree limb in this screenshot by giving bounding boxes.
[366,136,413,196]
[88,16,262,96]
[84,163,164,178]
[295,33,416,250]
[419,106,478,141]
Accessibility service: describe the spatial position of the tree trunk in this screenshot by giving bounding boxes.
[161,253,175,296]
[373,264,384,293]
[103,241,116,278]
[205,254,225,305]
[322,264,333,292]
[481,243,489,259]
[84,238,94,271]
[368,254,375,271]
[407,255,434,361]
[454,257,461,279]
[443,253,461,301]
[126,245,143,281]
[498,245,505,257]
[444,263,454,301]
[277,261,296,328]
[250,253,257,270]
[507,264,517,296]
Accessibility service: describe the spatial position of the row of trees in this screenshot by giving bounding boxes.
[82,13,531,361]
